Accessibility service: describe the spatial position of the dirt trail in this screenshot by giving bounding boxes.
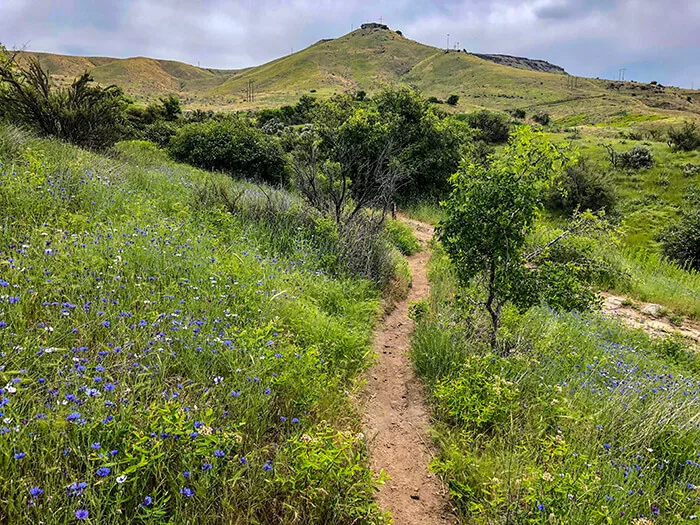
[602,293,700,345]
[362,217,457,524]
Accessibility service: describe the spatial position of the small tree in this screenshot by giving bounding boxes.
[446,94,460,106]
[437,127,595,350]
[0,49,130,149]
[159,95,182,121]
[462,110,511,143]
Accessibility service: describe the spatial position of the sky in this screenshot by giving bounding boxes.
[1,0,698,88]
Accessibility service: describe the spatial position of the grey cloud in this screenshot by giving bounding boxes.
[0,0,698,87]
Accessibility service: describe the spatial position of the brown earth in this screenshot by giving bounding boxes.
[361,218,458,524]
[602,293,700,346]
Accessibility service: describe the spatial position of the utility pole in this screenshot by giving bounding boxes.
[446,33,450,51]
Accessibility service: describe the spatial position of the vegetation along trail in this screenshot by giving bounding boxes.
[362,218,457,524]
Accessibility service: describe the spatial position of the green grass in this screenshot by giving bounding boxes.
[0,130,391,523]
[385,219,421,255]
[412,246,700,524]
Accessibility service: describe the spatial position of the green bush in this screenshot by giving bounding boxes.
[510,108,527,119]
[385,219,421,255]
[661,206,700,271]
[607,144,654,170]
[532,111,551,126]
[433,356,517,432]
[461,110,511,143]
[168,118,288,185]
[0,54,129,149]
[142,120,178,148]
[446,94,460,106]
[546,157,616,215]
[668,121,700,152]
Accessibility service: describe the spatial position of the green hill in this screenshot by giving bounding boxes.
[20,24,700,124]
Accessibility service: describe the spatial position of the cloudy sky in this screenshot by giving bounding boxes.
[1,0,698,87]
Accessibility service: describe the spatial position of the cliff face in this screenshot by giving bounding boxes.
[471,53,567,75]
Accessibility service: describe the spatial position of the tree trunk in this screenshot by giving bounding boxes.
[485,260,501,351]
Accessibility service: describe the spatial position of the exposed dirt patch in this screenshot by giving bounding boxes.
[361,218,458,524]
[602,293,700,345]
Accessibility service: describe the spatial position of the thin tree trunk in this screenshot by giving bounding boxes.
[485,259,501,351]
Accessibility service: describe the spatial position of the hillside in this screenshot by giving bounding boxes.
[20,25,700,123]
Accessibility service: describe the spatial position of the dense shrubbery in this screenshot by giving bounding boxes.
[0,50,129,149]
[668,121,700,152]
[458,109,511,144]
[546,156,616,215]
[661,194,700,270]
[168,118,288,184]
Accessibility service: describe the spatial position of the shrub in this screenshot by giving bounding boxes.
[668,121,700,152]
[142,120,178,148]
[546,156,616,215]
[0,53,130,149]
[446,94,460,106]
[510,108,526,119]
[168,119,288,185]
[433,356,517,432]
[661,207,700,271]
[532,111,551,126]
[462,110,511,143]
[606,144,654,170]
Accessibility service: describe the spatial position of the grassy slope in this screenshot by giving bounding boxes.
[0,131,389,523]
[21,30,700,122]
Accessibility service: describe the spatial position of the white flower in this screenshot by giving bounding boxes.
[116,475,127,483]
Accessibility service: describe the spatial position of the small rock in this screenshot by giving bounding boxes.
[410,494,420,500]
[641,304,664,317]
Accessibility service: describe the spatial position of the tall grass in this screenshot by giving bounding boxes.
[412,248,700,524]
[0,130,390,523]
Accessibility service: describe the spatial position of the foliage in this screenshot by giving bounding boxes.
[460,110,511,144]
[413,248,700,523]
[168,118,288,185]
[606,144,654,170]
[142,120,178,147]
[446,94,459,106]
[272,424,388,523]
[510,108,527,119]
[437,127,593,348]
[0,129,387,524]
[0,51,130,149]
[660,197,700,271]
[532,111,551,126]
[385,219,421,255]
[667,121,700,152]
[433,356,517,431]
[546,156,616,215]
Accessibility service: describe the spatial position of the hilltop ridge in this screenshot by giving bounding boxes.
[15,24,700,123]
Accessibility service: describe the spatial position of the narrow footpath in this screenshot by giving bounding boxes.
[362,218,457,524]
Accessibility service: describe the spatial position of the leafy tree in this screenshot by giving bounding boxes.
[0,49,130,149]
[159,95,182,121]
[437,127,596,349]
[461,110,511,144]
[446,94,460,106]
[168,118,288,185]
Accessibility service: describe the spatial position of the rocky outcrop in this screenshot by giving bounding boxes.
[472,53,567,75]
